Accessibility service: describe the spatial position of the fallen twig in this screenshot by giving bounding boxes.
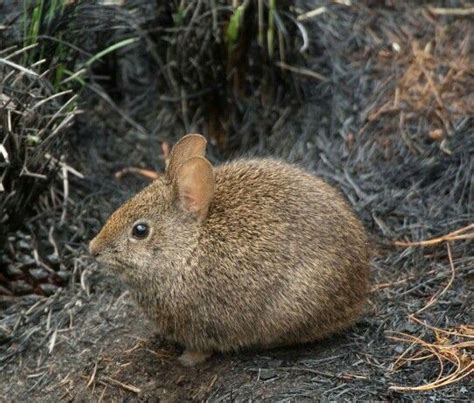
[428,7,474,16]
[414,242,456,315]
[100,376,141,394]
[86,360,99,388]
[114,167,161,181]
[394,223,474,247]
[297,7,327,21]
[275,61,328,81]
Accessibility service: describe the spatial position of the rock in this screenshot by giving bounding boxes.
[5,265,23,278]
[268,359,284,367]
[19,255,35,266]
[56,270,71,282]
[47,254,60,265]
[10,280,33,295]
[259,369,277,381]
[394,344,405,354]
[39,283,59,296]
[17,240,31,251]
[29,268,50,281]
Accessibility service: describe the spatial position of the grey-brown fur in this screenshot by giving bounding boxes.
[89,134,370,365]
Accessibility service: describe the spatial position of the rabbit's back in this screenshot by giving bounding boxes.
[174,159,369,351]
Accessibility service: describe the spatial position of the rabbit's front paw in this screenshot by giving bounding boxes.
[178,350,211,367]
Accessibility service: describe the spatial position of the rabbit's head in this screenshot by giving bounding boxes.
[89,134,214,288]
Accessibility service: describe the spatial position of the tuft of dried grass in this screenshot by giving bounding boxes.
[388,324,473,391]
[0,46,79,239]
[0,46,79,295]
[388,243,473,391]
[363,11,473,151]
[148,0,308,150]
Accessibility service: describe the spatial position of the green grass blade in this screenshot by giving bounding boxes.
[267,0,276,59]
[226,0,250,51]
[83,37,139,67]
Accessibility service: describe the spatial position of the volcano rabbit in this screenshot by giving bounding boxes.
[89,134,369,366]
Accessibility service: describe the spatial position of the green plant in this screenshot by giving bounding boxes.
[21,0,75,97]
[20,1,139,104]
[225,0,249,50]
[225,0,288,62]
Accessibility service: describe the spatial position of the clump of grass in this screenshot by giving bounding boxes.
[11,1,315,152]
[0,1,142,296]
[1,1,143,241]
[151,0,309,150]
[225,0,292,64]
[21,0,77,92]
[0,46,79,248]
[19,1,138,92]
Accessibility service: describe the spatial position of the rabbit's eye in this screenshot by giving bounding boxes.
[132,223,149,239]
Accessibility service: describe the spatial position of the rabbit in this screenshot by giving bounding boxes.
[89,133,370,366]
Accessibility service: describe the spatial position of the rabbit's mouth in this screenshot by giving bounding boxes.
[94,254,126,273]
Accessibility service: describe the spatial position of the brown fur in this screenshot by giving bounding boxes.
[90,134,370,364]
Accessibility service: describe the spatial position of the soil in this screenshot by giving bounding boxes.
[1,1,473,401]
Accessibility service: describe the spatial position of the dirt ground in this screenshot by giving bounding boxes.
[1,1,473,401]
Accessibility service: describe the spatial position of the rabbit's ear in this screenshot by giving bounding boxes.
[175,157,214,220]
[166,134,207,182]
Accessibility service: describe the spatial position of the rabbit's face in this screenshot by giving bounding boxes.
[89,178,201,287]
[89,135,215,290]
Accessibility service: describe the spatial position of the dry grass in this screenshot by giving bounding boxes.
[388,324,473,391]
[0,42,82,297]
[0,45,78,248]
[363,11,473,153]
[353,3,473,394]
[395,223,474,247]
[388,242,473,391]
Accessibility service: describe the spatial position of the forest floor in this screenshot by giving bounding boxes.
[1,1,472,401]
